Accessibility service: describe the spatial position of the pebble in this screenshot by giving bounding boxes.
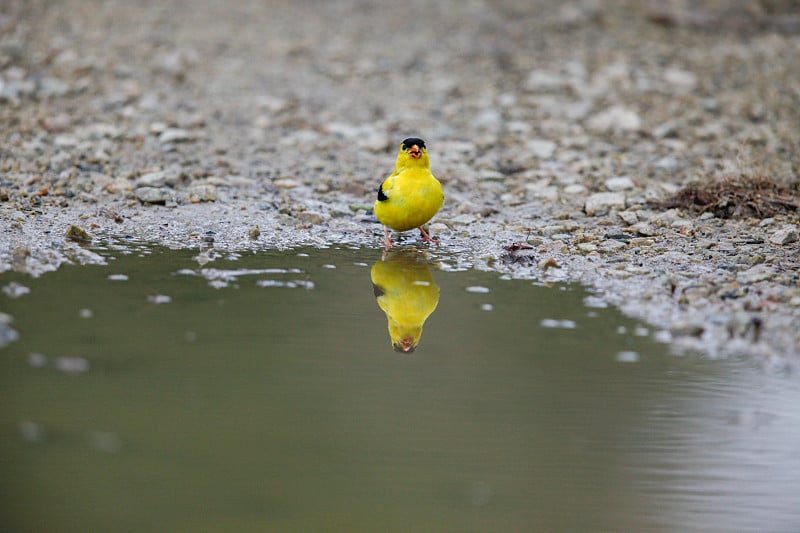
[188,184,217,203]
[135,187,173,204]
[629,221,657,236]
[527,139,557,159]
[737,264,775,284]
[136,170,179,188]
[586,106,642,133]
[769,225,798,245]
[158,128,195,143]
[274,178,299,189]
[563,184,586,195]
[605,176,635,191]
[663,68,697,92]
[617,210,638,225]
[585,192,626,216]
[524,69,575,91]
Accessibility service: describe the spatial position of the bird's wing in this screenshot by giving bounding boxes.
[376,171,398,202]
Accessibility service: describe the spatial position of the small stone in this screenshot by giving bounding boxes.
[563,184,586,195]
[136,170,178,188]
[737,264,775,284]
[629,221,657,236]
[135,187,172,204]
[769,225,798,245]
[527,139,557,159]
[187,183,217,203]
[54,134,79,148]
[587,106,641,133]
[39,77,70,97]
[585,192,626,216]
[577,242,598,253]
[109,177,135,193]
[296,211,324,225]
[618,210,638,225]
[65,224,92,244]
[663,68,697,92]
[158,128,194,143]
[274,177,299,189]
[451,214,477,225]
[357,131,390,152]
[41,113,71,132]
[654,156,680,170]
[600,240,627,252]
[524,69,572,91]
[652,119,685,138]
[605,176,635,191]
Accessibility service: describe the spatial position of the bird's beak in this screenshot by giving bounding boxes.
[408,145,422,159]
[395,337,416,353]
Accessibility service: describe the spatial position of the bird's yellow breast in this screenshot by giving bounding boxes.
[374,168,443,232]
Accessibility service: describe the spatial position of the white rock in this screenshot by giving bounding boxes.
[563,184,586,195]
[135,187,172,204]
[617,210,638,225]
[585,192,626,216]
[357,131,390,152]
[158,128,194,143]
[769,225,798,245]
[39,77,70,97]
[737,264,775,284]
[188,184,217,203]
[605,176,635,191]
[587,106,641,133]
[663,68,698,91]
[136,170,178,188]
[527,139,557,159]
[655,156,680,170]
[524,69,570,91]
[629,221,657,236]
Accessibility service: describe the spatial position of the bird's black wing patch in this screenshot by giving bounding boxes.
[377,183,388,202]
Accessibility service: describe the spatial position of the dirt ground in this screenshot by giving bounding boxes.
[1,0,799,365]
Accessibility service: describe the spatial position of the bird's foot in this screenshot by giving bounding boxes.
[418,226,439,246]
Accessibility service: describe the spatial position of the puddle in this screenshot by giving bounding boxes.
[1,246,799,532]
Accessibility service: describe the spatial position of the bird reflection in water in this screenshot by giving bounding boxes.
[371,250,440,353]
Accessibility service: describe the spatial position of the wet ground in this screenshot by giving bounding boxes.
[2,246,799,532]
[1,0,799,365]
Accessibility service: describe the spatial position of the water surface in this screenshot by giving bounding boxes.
[1,246,798,532]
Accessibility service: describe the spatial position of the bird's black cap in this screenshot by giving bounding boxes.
[401,137,426,151]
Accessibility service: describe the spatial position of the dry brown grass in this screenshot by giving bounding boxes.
[655,175,800,219]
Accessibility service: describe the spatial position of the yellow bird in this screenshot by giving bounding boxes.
[371,250,440,353]
[374,137,444,249]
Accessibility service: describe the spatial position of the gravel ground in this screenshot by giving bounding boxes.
[1,0,799,366]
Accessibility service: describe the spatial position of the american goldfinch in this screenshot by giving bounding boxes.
[371,250,440,352]
[374,137,444,249]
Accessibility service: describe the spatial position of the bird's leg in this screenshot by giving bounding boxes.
[418,226,439,246]
[383,227,393,249]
